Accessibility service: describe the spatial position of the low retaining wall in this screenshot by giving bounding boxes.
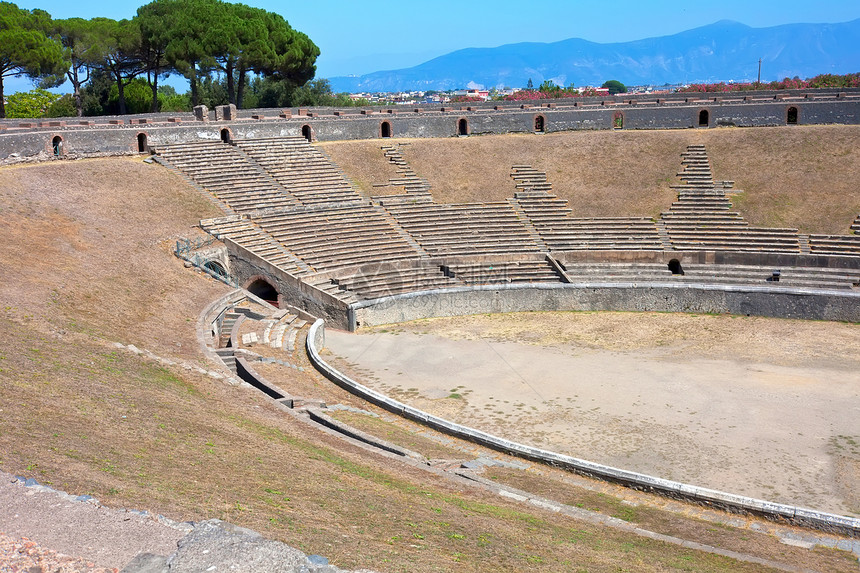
[306,319,860,536]
[349,282,860,330]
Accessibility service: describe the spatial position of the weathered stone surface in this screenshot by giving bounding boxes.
[123,520,376,573]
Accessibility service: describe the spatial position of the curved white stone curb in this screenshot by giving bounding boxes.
[306,319,860,537]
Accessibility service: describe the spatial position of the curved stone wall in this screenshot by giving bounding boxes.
[2,91,859,161]
[349,282,860,330]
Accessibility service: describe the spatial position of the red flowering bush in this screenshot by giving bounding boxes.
[680,73,859,93]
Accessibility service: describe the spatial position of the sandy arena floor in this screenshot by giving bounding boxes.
[324,311,860,517]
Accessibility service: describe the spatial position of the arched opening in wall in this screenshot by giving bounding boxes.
[786,106,798,125]
[204,260,227,278]
[301,124,313,142]
[458,118,469,136]
[247,278,279,308]
[51,136,63,157]
[668,259,684,275]
[612,111,624,129]
[220,128,232,143]
[137,132,148,153]
[534,115,545,132]
[380,121,392,138]
[698,109,709,127]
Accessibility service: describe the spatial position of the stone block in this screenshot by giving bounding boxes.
[298,108,308,115]
[413,108,423,113]
[167,117,182,123]
[18,122,35,128]
[279,110,292,118]
[251,114,265,120]
[215,104,237,121]
[109,120,123,125]
[193,105,209,122]
[360,109,373,115]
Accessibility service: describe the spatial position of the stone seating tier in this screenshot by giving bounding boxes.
[157,141,297,214]
[385,200,543,255]
[443,260,562,284]
[330,266,460,300]
[198,216,309,275]
[808,235,860,255]
[234,136,362,206]
[252,204,422,271]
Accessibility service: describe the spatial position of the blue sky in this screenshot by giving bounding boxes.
[8,0,860,93]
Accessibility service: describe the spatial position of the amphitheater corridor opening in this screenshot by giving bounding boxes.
[302,124,312,142]
[613,112,624,129]
[51,136,63,157]
[698,109,709,127]
[137,132,148,153]
[787,106,799,125]
[204,260,227,277]
[458,118,469,136]
[534,115,545,132]
[380,121,392,138]
[668,259,684,275]
[247,278,279,308]
[220,128,231,143]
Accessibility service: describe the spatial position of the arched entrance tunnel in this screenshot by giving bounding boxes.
[246,278,279,307]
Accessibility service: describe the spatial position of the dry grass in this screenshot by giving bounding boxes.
[0,155,856,572]
[321,125,860,233]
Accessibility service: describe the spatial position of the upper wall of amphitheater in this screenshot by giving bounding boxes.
[1,88,858,160]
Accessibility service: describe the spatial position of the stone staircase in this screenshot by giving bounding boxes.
[371,144,434,205]
[660,145,801,253]
[510,166,662,252]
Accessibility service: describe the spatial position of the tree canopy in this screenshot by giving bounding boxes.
[0,0,320,116]
[601,80,627,94]
[0,2,67,117]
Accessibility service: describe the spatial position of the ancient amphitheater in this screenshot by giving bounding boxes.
[2,91,859,571]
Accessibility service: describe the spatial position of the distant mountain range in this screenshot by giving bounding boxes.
[328,19,860,93]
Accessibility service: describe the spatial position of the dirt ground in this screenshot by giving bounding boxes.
[325,311,860,517]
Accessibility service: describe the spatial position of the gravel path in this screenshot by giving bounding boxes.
[0,471,188,572]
